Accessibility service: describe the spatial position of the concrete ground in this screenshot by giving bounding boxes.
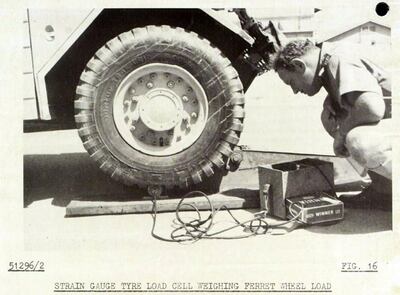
[21,74,396,294]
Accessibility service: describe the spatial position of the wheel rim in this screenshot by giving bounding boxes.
[113,63,209,156]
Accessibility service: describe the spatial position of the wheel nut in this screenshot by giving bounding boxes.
[138,78,143,84]
[150,73,157,79]
[191,112,197,119]
[131,96,138,103]
[182,95,189,102]
[146,82,154,89]
[167,81,175,88]
[130,88,136,94]
[187,87,193,93]
[130,126,136,132]
[124,101,130,107]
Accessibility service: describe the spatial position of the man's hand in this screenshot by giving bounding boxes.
[333,131,349,157]
[321,107,338,137]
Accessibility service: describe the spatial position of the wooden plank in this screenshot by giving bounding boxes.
[64,151,367,218]
[65,190,259,217]
[240,150,365,187]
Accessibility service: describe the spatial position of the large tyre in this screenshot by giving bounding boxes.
[74,25,245,189]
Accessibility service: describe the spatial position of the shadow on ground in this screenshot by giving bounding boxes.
[24,153,140,207]
[24,153,391,234]
[24,153,224,208]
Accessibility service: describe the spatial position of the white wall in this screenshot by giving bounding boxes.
[328,23,390,46]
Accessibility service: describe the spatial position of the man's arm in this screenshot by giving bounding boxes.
[321,107,337,137]
[331,91,385,157]
[338,91,385,135]
[321,96,338,138]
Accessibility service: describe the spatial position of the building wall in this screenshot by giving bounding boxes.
[326,22,391,68]
[328,22,390,46]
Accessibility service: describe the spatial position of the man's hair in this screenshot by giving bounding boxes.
[273,39,316,71]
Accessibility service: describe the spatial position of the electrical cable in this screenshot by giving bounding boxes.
[150,190,302,243]
[311,164,340,200]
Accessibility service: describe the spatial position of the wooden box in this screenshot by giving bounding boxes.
[258,158,334,219]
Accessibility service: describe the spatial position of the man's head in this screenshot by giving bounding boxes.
[273,39,323,96]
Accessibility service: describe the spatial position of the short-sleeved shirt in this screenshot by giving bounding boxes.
[317,42,391,115]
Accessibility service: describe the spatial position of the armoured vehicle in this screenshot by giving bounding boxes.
[23,8,282,190]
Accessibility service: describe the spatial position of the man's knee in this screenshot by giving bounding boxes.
[345,127,390,168]
[345,128,375,165]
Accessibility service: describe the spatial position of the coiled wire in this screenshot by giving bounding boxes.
[151,190,302,243]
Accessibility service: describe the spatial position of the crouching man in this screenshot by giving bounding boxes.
[273,39,392,210]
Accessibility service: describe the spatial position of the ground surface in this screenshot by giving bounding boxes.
[23,79,392,251]
[20,74,397,295]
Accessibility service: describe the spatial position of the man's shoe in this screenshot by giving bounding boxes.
[339,185,392,211]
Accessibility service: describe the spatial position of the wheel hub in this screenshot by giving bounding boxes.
[113,63,208,156]
[139,89,182,132]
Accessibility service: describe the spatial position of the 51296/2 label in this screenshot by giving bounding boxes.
[8,261,45,272]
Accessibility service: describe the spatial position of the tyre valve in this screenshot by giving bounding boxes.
[182,95,189,102]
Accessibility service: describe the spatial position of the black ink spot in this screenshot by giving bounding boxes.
[376,2,389,16]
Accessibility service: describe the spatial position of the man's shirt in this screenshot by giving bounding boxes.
[318,42,391,116]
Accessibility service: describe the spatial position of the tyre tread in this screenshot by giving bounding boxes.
[74,25,245,190]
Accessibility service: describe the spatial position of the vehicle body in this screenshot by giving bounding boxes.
[23,8,281,190]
